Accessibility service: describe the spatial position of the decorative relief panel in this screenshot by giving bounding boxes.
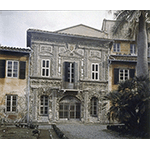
[76,49,84,56]
[90,50,101,58]
[40,45,53,53]
[59,47,66,54]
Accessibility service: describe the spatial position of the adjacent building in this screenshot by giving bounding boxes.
[101,19,150,91]
[27,24,112,123]
[0,46,31,122]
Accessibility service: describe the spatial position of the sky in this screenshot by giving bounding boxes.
[0,10,114,48]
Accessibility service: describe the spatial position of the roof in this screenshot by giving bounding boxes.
[27,24,109,40]
[0,46,32,53]
[55,24,104,33]
[27,28,111,42]
[55,24,107,38]
[109,54,150,62]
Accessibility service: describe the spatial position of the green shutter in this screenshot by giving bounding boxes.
[114,68,119,84]
[19,61,26,79]
[63,62,69,82]
[130,69,135,79]
[0,60,6,78]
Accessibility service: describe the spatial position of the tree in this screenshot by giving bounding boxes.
[112,10,150,77]
[106,76,150,133]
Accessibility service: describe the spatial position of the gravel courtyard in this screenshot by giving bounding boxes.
[56,122,139,139]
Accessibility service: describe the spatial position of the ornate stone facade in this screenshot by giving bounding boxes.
[27,25,112,123]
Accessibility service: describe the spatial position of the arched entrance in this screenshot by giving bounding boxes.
[59,96,81,120]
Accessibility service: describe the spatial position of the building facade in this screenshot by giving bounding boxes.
[27,24,112,123]
[0,46,31,122]
[101,19,150,91]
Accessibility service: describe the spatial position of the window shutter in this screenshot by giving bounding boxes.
[0,60,6,78]
[63,62,69,82]
[74,62,78,84]
[130,69,135,79]
[114,68,119,84]
[19,61,26,79]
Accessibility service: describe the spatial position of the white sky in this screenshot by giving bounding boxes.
[0,0,147,48]
[0,10,114,48]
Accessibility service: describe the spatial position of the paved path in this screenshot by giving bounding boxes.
[38,125,59,139]
[56,123,139,139]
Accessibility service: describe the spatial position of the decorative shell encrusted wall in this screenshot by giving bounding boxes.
[29,34,110,123]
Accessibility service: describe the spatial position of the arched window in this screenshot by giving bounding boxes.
[90,97,98,117]
[59,96,81,120]
[40,95,48,115]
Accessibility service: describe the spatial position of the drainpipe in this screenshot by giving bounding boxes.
[27,50,32,125]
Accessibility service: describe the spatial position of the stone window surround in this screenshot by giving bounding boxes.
[41,59,50,77]
[91,63,99,80]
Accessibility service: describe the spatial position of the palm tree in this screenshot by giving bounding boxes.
[106,76,150,133]
[112,10,150,77]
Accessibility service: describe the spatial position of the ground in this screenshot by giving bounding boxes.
[0,125,59,139]
[0,122,142,139]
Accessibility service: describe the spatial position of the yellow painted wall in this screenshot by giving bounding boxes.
[0,53,29,120]
[109,62,136,91]
[111,41,136,55]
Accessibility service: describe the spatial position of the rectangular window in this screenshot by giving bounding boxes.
[91,63,99,80]
[113,43,120,52]
[6,95,17,112]
[41,59,50,77]
[130,44,136,55]
[90,97,98,117]
[40,95,48,115]
[67,62,74,83]
[7,61,19,78]
[119,69,129,82]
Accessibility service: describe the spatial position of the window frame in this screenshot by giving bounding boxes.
[6,95,17,113]
[41,59,50,77]
[67,62,74,83]
[113,43,120,52]
[119,69,129,82]
[90,97,98,117]
[130,44,136,55]
[91,63,99,80]
[40,95,49,116]
[6,60,19,78]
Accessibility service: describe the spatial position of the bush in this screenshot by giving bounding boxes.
[105,76,150,134]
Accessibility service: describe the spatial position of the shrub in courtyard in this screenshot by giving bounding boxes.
[105,76,150,134]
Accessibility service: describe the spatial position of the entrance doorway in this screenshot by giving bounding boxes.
[59,96,81,120]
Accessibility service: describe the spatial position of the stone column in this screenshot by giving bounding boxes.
[52,89,57,122]
[32,88,38,122]
[83,90,89,123]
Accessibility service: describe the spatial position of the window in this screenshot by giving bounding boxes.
[41,60,50,77]
[59,97,81,119]
[64,62,75,83]
[114,68,135,84]
[6,95,17,112]
[91,63,99,80]
[90,97,98,117]
[113,43,120,52]
[7,61,19,78]
[148,47,150,57]
[119,69,129,82]
[130,44,136,55]
[40,95,48,115]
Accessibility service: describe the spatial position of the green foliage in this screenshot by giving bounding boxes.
[106,76,150,132]
[112,10,150,38]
